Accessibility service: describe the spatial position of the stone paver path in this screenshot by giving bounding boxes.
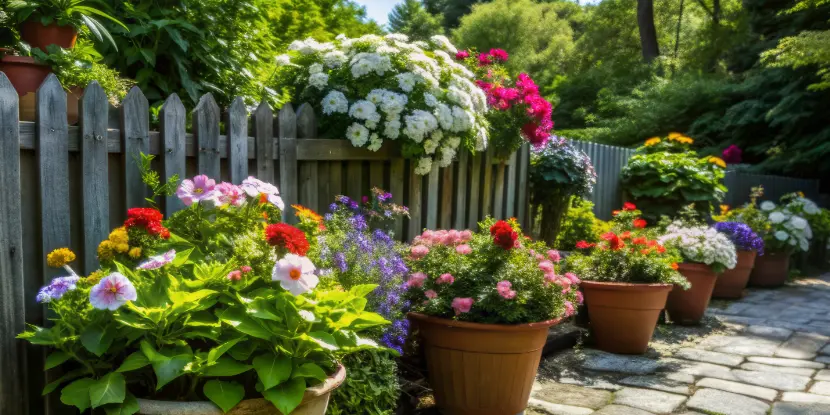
[528,274,830,415]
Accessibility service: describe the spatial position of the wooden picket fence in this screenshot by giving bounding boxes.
[0,73,530,414]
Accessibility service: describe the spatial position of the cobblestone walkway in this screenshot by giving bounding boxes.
[529,274,830,415]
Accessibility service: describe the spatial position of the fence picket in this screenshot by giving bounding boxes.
[296,104,318,210]
[227,97,248,184]
[193,94,220,178]
[369,161,384,189]
[79,82,110,273]
[317,162,330,213]
[468,153,482,229]
[482,149,494,217]
[160,94,186,216]
[517,144,529,229]
[328,162,343,201]
[278,104,298,224]
[426,164,440,229]
[254,101,275,184]
[454,151,468,230]
[493,163,506,219]
[121,87,149,209]
[440,165,453,229]
[390,159,405,238]
[346,161,363,200]
[408,165,423,240]
[505,151,517,219]
[0,73,27,415]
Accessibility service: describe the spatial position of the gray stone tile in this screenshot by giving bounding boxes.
[810,381,830,396]
[556,369,623,391]
[817,369,830,381]
[747,356,826,369]
[591,405,654,415]
[731,369,812,391]
[740,362,817,376]
[815,356,830,364]
[526,398,594,415]
[661,358,737,381]
[581,350,663,375]
[745,325,794,340]
[531,382,612,410]
[612,387,686,413]
[822,344,830,355]
[686,388,770,415]
[618,375,691,395]
[698,335,782,356]
[676,348,745,367]
[696,377,778,401]
[782,392,830,404]
[716,315,768,326]
[772,402,830,415]
[776,333,830,359]
[740,305,779,319]
[721,302,755,315]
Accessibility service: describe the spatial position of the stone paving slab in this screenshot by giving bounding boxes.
[686,388,770,415]
[531,382,612,410]
[775,333,830,359]
[618,375,691,395]
[581,351,664,375]
[745,325,794,340]
[697,334,782,356]
[660,358,737,381]
[731,369,812,391]
[740,362,817,376]
[772,402,830,415]
[526,398,593,415]
[612,387,687,413]
[821,344,830,355]
[781,392,830,404]
[815,356,830,364]
[816,369,830,381]
[747,356,826,369]
[592,405,655,415]
[809,381,830,396]
[675,348,744,367]
[696,377,778,401]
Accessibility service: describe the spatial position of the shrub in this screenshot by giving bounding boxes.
[555,197,607,251]
[759,199,813,254]
[717,186,771,238]
[658,222,738,273]
[328,350,400,415]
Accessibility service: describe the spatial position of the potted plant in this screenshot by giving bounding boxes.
[566,205,687,353]
[749,198,813,287]
[712,221,764,298]
[404,218,580,414]
[19,159,390,415]
[8,0,127,51]
[780,192,826,271]
[659,222,737,324]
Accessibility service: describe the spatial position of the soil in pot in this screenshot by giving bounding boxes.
[749,251,790,287]
[712,250,757,299]
[0,55,52,97]
[21,21,78,51]
[665,263,718,325]
[581,281,672,354]
[137,365,346,415]
[409,312,561,415]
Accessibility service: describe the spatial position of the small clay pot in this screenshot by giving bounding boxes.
[0,54,52,96]
[20,21,78,51]
[749,251,790,287]
[408,312,562,415]
[581,281,672,354]
[665,263,718,325]
[713,250,757,298]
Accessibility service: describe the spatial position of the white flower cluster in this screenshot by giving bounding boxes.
[282,33,490,174]
[659,223,738,271]
[761,201,812,252]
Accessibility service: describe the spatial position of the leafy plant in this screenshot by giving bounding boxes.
[759,199,813,254]
[717,187,771,238]
[658,222,738,273]
[30,43,133,103]
[9,0,127,49]
[327,350,400,415]
[554,198,608,251]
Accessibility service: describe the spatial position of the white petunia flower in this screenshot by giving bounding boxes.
[367,134,383,152]
[434,104,454,131]
[321,90,349,115]
[385,33,410,42]
[789,216,808,230]
[414,157,433,175]
[309,73,329,89]
[760,201,776,211]
[349,100,378,121]
[423,92,439,107]
[423,139,438,155]
[384,118,401,140]
[396,72,417,92]
[347,123,370,147]
[450,106,474,132]
[272,254,318,296]
[475,127,489,151]
[775,230,789,241]
[438,146,456,167]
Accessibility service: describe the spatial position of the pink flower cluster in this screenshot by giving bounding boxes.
[452,297,474,315]
[411,229,474,258]
[476,72,554,148]
[227,265,253,282]
[497,280,516,299]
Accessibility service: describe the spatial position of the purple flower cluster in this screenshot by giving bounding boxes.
[715,222,764,255]
[36,276,81,303]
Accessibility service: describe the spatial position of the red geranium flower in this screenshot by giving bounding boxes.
[620,231,632,240]
[623,202,636,211]
[124,207,170,239]
[601,232,625,251]
[575,241,596,249]
[490,220,518,250]
[265,223,310,256]
[656,245,667,254]
[632,237,648,245]
[633,218,647,229]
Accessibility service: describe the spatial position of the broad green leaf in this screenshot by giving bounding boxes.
[116,352,150,373]
[203,380,244,413]
[307,332,339,350]
[202,357,252,377]
[43,368,90,395]
[348,284,379,299]
[90,373,126,408]
[172,248,194,267]
[248,298,282,321]
[102,393,139,415]
[17,324,56,345]
[227,341,258,361]
[262,378,306,415]
[114,311,152,329]
[291,362,326,381]
[44,351,71,370]
[60,378,95,411]
[81,325,115,357]
[220,307,272,340]
[141,340,192,390]
[252,353,291,390]
[207,338,244,364]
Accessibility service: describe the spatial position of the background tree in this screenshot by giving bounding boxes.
[388,0,445,40]
[637,0,661,61]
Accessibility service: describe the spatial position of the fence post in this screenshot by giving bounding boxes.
[0,72,27,415]
[425,164,439,229]
[79,82,110,274]
[193,93,220,178]
[453,151,468,230]
[254,101,275,184]
[517,144,529,229]
[390,159,405,239]
[296,104,318,210]
[121,87,149,209]
[408,164,423,240]
[278,104,298,224]
[160,94,186,216]
[227,97,249,184]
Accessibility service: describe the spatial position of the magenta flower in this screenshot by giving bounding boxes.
[209,182,246,207]
[455,50,469,60]
[455,244,472,255]
[516,73,538,95]
[137,249,176,270]
[410,245,429,259]
[425,289,438,299]
[89,273,137,310]
[538,260,555,273]
[722,145,742,164]
[547,249,561,263]
[407,272,428,288]
[496,280,516,300]
[488,48,509,62]
[477,53,492,66]
[437,273,455,285]
[177,175,216,206]
[451,297,474,315]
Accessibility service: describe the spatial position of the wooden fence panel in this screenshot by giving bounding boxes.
[425,164,440,229]
[278,104,298,224]
[193,94,220,178]
[79,82,110,274]
[120,87,149,208]
[160,94,186,216]
[227,97,248,184]
[253,101,275,184]
[468,153,482,229]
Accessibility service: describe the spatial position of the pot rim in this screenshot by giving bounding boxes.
[580,280,673,291]
[677,262,716,271]
[0,55,48,66]
[407,312,563,332]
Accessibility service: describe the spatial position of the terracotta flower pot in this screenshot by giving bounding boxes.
[712,250,757,298]
[749,251,790,287]
[20,21,79,51]
[0,54,52,96]
[581,281,672,354]
[665,263,718,325]
[136,364,345,415]
[409,312,562,415]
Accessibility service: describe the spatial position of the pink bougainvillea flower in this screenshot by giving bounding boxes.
[240,176,285,210]
[137,249,176,270]
[547,249,561,263]
[451,297,474,315]
[722,145,742,164]
[209,182,246,207]
[425,289,438,299]
[455,244,472,255]
[407,272,428,288]
[516,73,539,95]
[89,272,137,310]
[497,280,516,300]
[488,48,509,62]
[477,53,492,66]
[437,273,455,285]
[410,245,429,259]
[538,260,555,273]
[272,253,318,295]
[455,50,470,60]
[177,175,216,206]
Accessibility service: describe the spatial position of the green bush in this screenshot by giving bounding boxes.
[555,198,608,251]
[328,350,400,415]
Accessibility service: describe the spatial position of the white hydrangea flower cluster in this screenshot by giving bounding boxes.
[283,33,490,174]
[659,222,738,272]
[760,201,813,252]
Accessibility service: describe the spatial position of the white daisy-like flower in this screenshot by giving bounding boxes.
[414,157,433,175]
[272,254,318,296]
[309,73,329,90]
[760,201,776,211]
[349,100,378,120]
[321,90,348,115]
[775,230,789,241]
[347,123,370,147]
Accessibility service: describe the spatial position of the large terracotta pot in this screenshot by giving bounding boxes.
[409,312,561,415]
[749,251,790,287]
[581,281,672,354]
[712,250,757,298]
[0,54,52,96]
[137,365,345,415]
[665,263,718,325]
[20,21,78,51]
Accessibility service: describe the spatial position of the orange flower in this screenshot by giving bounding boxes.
[259,193,268,204]
[620,231,632,240]
[657,245,666,254]
[612,210,621,217]
[632,237,648,245]
[671,263,679,270]
[633,218,647,229]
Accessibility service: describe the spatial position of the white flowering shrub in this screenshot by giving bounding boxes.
[760,200,813,253]
[658,222,738,273]
[273,34,490,174]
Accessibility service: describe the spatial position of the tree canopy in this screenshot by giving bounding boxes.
[388,0,445,40]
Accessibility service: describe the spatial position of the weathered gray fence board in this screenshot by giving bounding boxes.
[390,159,405,238]
[482,149,494,218]
[193,94,220,178]
[408,165,423,239]
[278,104,298,224]
[425,165,440,230]
[79,82,110,273]
[517,144,529,229]
[493,163,506,219]
[440,166,453,229]
[227,97,248,184]
[369,161,384,190]
[505,151,517,219]
[121,87,149,209]
[570,140,635,220]
[468,153,482,229]
[328,162,343,204]
[160,94,186,216]
[454,151,468,230]
[0,73,27,415]
[254,101,275,184]
[316,162,330,214]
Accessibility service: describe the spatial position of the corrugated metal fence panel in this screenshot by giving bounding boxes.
[570,140,635,220]
[725,169,822,207]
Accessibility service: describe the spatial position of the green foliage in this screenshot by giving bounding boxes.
[136,153,179,208]
[9,0,127,49]
[529,139,595,205]
[29,42,133,103]
[555,198,608,251]
[388,0,444,41]
[328,350,400,415]
[763,30,830,91]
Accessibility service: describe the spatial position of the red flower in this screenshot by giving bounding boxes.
[601,232,625,251]
[671,262,679,270]
[620,231,632,240]
[488,48,509,62]
[656,245,667,254]
[124,207,170,239]
[477,53,492,66]
[455,50,470,60]
[632,237,648,245]
[575,241,595,249]
[623,202,637,211]
[633,218,647,229]
[640,249,651,255]
[489,220,518,250]
[265,223,310,256]
[647,240,658,247]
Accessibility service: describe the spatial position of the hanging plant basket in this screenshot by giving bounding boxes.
[20,21,78,51]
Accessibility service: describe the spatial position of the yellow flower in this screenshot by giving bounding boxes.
[293,204,324,224]
[46,248,76,268]
[720,205,730,215]
[708,157,726,168]
[797,191,805,197]
[668,132,683,139]
[679,136,694,144]
[644,137,661,146]
[128,247,142,259]
[86,270,104,284]
[108,227,129,245]
[115,243,130,253]
[98,240,115,260]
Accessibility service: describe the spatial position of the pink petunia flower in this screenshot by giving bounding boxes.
[425,289,438,299]
[240,265,252,273]
[411,245,430,259]
[240,176,284,210]
[547,249,561,263]
[272,253,318,295]
[227,270,242,281]
[408,272,428,288]
[538,261,555,273]
[89,272,137,310]
[209,182,246,207]
[452,297,474,315]
[575,291,584,305]
[544,272,558,286]
[176,175,216,206]
[137,249,176,270]
[459,230,473,242]
[455,244,472,255]
[564,272,581,285]
[496,280,516,300]
[437,273,455,285]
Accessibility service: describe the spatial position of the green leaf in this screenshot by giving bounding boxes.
[220,307,273,340]
[172,248,194,267]
[152,354,191,391]
[116,352,150,373]
[17,324,56,345]
[202,357,252,377]
[292,362,326,381]
[207,338,244,364]
[103,393,139,415]
[252,353,291,390]
[61,378,95,411]
[348,284,379,299]
[262,378,306,415]
[81,325,115,357]
[45,351,71,370]
[43,368,90,395]
[227,341,258,361]
[307,332,339,351]
[203,380,244,413]
[90,372,126,408]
